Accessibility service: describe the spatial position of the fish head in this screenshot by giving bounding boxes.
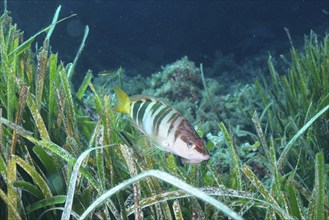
[184,137,210,163]
[173,135,210,164]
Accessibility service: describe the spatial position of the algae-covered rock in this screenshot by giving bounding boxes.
[143,56,203,103]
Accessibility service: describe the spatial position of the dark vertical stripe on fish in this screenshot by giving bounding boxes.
[132,101,143,122]
[150,102,162,117]
[154,107,172,135]
[152,106,167,133]
[166,113,180,137]
[174,119,186,142]
[137,101,151,126]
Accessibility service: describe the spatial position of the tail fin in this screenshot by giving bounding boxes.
[113,86,131,114]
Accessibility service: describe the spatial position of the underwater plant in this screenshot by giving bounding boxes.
[0,4,242,220]
[0,2,327,220]
[256,29,329,186]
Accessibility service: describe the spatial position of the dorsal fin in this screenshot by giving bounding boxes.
[130,95,181,115]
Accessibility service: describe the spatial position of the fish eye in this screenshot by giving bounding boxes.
[187,140,194,149]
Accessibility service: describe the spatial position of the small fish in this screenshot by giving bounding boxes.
[113,87,210,164]
[98,70,118,77]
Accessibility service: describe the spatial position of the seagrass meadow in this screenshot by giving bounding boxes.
[0,4,328,220]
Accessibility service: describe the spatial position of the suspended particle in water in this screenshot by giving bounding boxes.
[66,18,84,38]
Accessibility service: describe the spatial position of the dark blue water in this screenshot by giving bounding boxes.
[6,1,329,82]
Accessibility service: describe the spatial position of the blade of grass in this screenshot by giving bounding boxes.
[8,13,76,61]
[61,144,119,220]
[26,195,66,213]
[200,63,223,121]
[6,58,15,123]
[13,155,53,198]
[0,117,33,137]
[89,82,103,114]
[0,109,2,154]
[67,25,89,79]
[269,136,286,208]
[14,180,44,199]
[173,200,183,220]
[277,104,329,169]
[0,154,7,181]
[286,181,302,219]
[26,93,50,139]
[242,165,290,219]
[95,125,106,190]
[32,146,57,176]
[66,135,83,157]
[45,5,61,41]
[0,117,100,191]
[37,207,79,220]
[35,41,49,112]
[125,185,283,217]
[7,157,18,220]
[219,122,242,189]
[0,189,22,220]
[59,68,78,137]
[79,170,243,220]
[206,164,223,187]
[3,0,7,13]
[48,53,59,131]
[120,144,143,219]
[251,111,270,162]
[313,152,325,220]
[76,70,93,100]
[11,86,28,156]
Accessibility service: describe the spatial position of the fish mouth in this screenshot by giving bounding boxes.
[182,154,210,164]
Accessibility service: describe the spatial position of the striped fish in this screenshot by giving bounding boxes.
[113,87,210,164]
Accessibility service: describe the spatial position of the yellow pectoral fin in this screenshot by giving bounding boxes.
[136,136,162,157]
[153,137,170,152]
[113,86,131,114]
